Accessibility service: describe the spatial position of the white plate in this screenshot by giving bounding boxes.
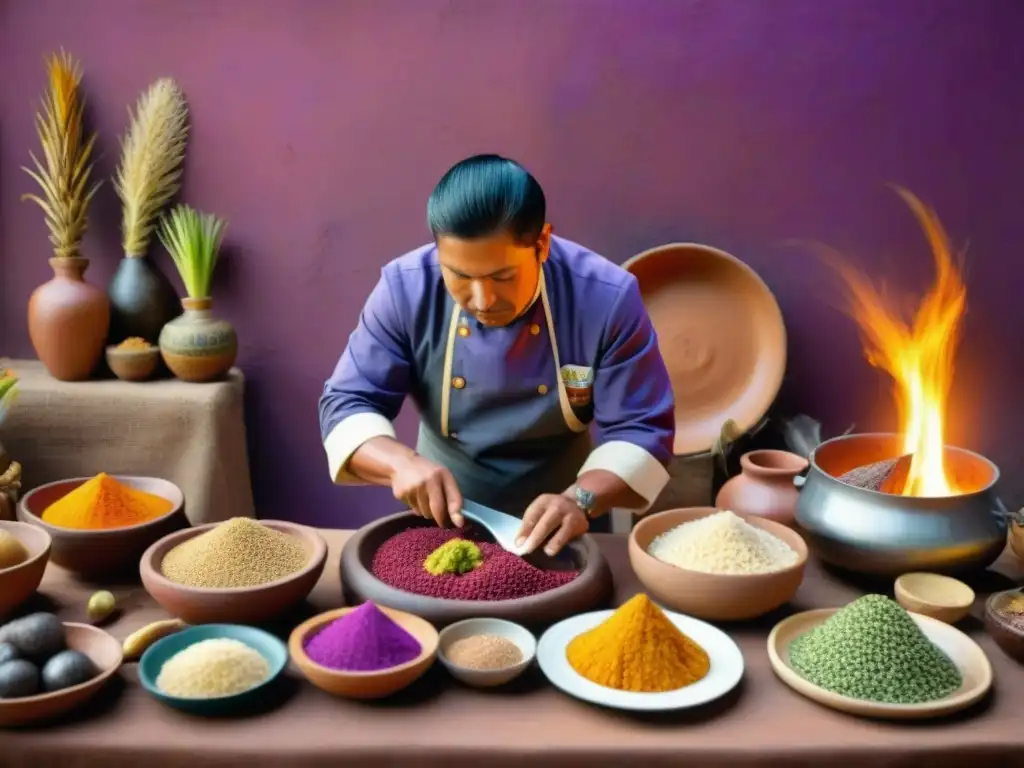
[537,608,744,711]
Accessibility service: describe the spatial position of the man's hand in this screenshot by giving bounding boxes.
[390,454,464,528]
[516,493,589,556]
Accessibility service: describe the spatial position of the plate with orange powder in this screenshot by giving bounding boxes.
[536,593,744,711]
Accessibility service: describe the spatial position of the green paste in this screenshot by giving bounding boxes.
[789,594,962,704]
[424,539,483,576]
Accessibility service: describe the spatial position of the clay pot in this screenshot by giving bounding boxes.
[158,297,238,382]
[27,257,110,381]
[715,449,809,526]
[108,255,182,345]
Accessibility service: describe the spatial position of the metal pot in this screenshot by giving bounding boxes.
[794,432,1009,576]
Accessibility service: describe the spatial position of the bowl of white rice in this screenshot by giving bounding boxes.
[629,507,808,621]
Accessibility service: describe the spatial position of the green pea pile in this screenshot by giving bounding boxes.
[789,594,962,704]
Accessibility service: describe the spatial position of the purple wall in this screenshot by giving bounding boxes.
[2,0,1022,525]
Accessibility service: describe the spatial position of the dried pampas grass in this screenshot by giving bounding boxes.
[114,78,189,257]
[21,50,102,259]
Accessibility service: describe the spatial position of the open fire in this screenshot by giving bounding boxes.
[827,189,967,498]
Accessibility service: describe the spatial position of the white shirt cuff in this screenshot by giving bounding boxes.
[324,412,397,484]
[577,440,670,512]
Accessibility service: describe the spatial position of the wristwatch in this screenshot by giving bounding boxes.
[574,486,597,518]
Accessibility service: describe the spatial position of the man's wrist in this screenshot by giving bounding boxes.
[564,484,601,518]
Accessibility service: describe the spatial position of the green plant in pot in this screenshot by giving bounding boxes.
[157,205,237,382]
[22,50,109,381]
[109,78,189,345]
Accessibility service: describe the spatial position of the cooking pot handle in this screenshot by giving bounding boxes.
[793,474,806,489]
[995,497,1024,524]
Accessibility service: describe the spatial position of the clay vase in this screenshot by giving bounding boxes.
[714,449,809,526]
[27,257,110,381]
[108,255,182,345]
[158,297,238,382]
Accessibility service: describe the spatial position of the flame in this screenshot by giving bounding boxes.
[827,188,967,497]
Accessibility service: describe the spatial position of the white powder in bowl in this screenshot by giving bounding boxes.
[647,510,799,575]
[156,638,271,698]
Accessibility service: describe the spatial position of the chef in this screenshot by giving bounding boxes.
[319,154,675,556]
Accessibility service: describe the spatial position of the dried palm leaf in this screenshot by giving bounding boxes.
[20,50,102,259]
[115,78,189,257]
[158,204,227,299]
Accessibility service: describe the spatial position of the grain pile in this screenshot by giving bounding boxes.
[446,635,523,670]
[161,518,308,588]
[371,525,577,601]
[789,594,961,703]
[156,638,270,698]
[647,511,798,575]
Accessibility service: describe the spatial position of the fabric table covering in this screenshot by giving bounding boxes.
[1,530,1022,767]
[0,359,254,526]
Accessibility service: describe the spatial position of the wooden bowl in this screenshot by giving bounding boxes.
[0,622,123,727]
[629,507,808,621]
[105,345,160,382]
[18,476,186,578]
[894,572,975,624]
[140,520,327,624]
[138,624,289,715]
[621,243,786,455]
[984,589,1024,664]
[340,512,613,630]
[768,608,992,719]
[0,521,51,619]
[289,605,438,699]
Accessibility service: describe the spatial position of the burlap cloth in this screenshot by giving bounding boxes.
[0,531,1021,767]
[0,359,254,525]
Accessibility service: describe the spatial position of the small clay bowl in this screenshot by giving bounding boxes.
[0,520,51,619]
[894,572,975,624]
[289,605,439,699]
[0,622,123,727]
[629,507,808,621]
[1009,522,1024,562]
[18,476,186,578]
[140,520,327,625]
[984,589,1024,664]
[138,624,288,716]
[340,512,613,630]
[438,617,536,688]
[106,345,160,382]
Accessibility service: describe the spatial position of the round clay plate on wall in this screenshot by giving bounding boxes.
[622,243,786,455]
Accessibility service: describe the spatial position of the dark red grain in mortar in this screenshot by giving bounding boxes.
[371,526,578,600]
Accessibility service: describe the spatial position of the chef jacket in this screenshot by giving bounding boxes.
[319,235,675,517]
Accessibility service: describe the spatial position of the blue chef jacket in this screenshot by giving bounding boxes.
[319,236,675,519]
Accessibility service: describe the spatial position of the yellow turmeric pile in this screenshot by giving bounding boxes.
[566,593,710,693]
[41,473,173,530]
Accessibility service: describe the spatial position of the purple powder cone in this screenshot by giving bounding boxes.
[304,602,422,671]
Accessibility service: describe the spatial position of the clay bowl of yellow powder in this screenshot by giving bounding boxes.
[140,518,327,625]
[0,521,51,619]
[18,474,185,578]
[629,507,808,621]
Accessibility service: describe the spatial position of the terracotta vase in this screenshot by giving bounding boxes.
[27,257,110,381]
[714,449,809,526]
[107,254,182,345]
[158,297,238,382]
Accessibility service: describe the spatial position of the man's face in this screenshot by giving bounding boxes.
[437,224,551,326]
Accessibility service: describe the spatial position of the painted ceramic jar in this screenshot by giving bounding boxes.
[714,449,809,526]
[158,298,237,383]
[27,257,110,381]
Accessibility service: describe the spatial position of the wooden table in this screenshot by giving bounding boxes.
[2,531,1022,768]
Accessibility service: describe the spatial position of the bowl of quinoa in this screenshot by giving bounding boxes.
[629,507,808,621]
[140,518,328,625]
[341,512,613,629]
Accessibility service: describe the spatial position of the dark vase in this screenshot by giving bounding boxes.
[108,255,182,344]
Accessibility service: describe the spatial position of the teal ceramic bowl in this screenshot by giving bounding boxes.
[138,624,289,716]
